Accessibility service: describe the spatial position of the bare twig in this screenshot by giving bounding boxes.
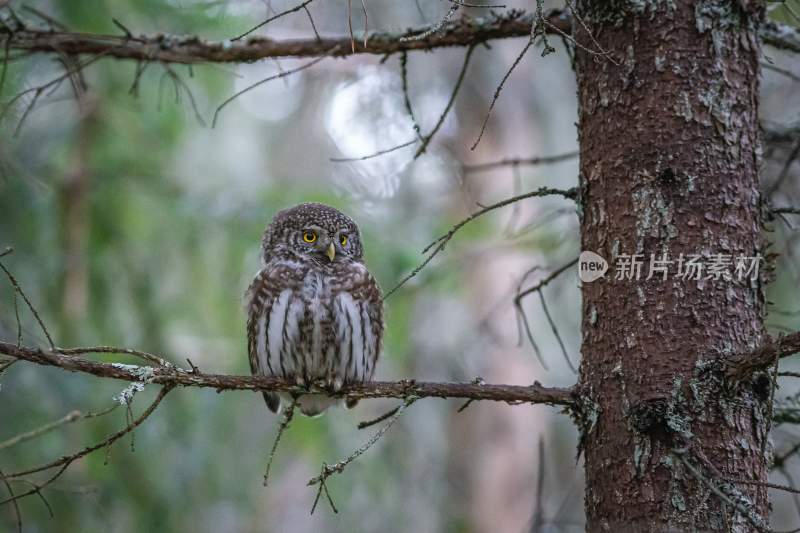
[12,289,21,347]
[384,186,577,298]
[555,0,617,63]
[530,436,546,532]
[162,63,207,126]
[514,265,547,368]
[763,62,800,83]
[20,6,67,31]
[514,258,578,368]
[1,385,173,506]
[768,138,800,195]
[309,462,339,514]
[55,345,173,368]
[463,151,578,173]
[0,257,55,350]
[470,36,533,151]
[347,0,354,52]
[0,52,106,136]
[727,477,800,496]
[0,35,10,96]
[0,409,81,451]
[357,404,401,429]
[329,139,417,162]
[111,18,133,39]
[456,377,485,412]
[774,207,800,217]
[400,3,459,43]
[400,51,422,140]
[762,348,781,457]
[774,439,800,469]
[0,468,21,533]
[231,0,316,41]
[359,0,368,48]
[504,163,523,235]
[212,54,330,127]
[674,450,773,533]
[537,289,577,373]
[263,398,298,486]
[414,43,475,158]
[449,0,506,7]
[302,4,321,43]
[307,396,416,512]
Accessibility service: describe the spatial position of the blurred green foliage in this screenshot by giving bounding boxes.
[6,0,796,531]
[0,2,439,531]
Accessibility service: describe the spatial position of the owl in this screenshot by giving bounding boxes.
[245,203,384,416]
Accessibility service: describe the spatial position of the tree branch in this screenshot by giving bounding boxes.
[4,9,798,65]
[0,341,575,407]
[762,20,800,54]
[724,331,800,381]
[2,9,568,63]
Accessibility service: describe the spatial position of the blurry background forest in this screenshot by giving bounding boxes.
[1,1,800,532]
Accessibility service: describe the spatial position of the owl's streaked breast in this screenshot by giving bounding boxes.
[246,259,383,415]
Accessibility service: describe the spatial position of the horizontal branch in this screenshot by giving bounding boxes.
[4,9,798,64]
[4,9,569,63]
[0,342,575,407]
[773,206,800,216]
[724,331,800,381]
[762,20,800,54]
[463,151,579,173]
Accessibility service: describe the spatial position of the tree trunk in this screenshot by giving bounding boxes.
[574,2,769,531]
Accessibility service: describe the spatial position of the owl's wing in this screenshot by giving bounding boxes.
[341,269,383,409]
[245,268,281,413]
[360,271,384,380]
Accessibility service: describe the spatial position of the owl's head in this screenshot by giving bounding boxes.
[262,203,364,264]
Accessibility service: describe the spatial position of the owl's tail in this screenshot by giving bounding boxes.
[295,394,337,417]
[265,394,354,416]
[262,392,280,413]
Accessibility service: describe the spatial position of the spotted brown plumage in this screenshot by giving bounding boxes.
[245,203,383,416]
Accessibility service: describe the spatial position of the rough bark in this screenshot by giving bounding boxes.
[574,2,768,531]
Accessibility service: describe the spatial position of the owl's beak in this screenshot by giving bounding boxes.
[326,242,336,262]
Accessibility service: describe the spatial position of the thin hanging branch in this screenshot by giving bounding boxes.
[514,258,579,370]
[384,186,578,298]
[414,43,475,158]
[307,396,417,514]
[262,398,298,487]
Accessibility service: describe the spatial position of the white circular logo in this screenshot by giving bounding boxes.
[579,251,608,283]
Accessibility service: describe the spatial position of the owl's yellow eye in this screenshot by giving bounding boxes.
[340,235,348,246]
[303,231,317,243]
